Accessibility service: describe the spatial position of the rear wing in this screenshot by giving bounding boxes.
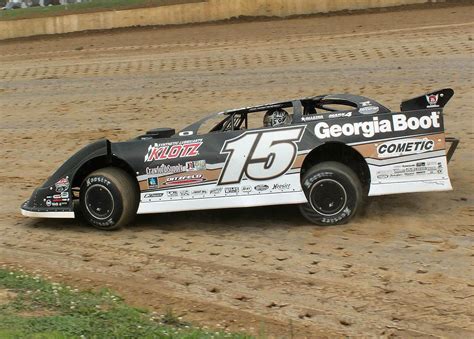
[401,88,454,111]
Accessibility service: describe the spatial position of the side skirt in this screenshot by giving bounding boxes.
[137,191,307,214]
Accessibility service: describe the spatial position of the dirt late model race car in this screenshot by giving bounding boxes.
[21,89,459,230]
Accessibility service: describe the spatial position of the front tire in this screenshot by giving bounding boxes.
[80,167,138,230]
[299,161,363,226]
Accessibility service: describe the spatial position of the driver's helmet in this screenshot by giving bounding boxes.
[263,108,291,127]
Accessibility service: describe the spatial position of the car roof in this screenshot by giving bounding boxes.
[219,94,387,115]
[180,94,390,134]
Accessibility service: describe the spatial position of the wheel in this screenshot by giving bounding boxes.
[80,167,138,230]
[299,161,363,226]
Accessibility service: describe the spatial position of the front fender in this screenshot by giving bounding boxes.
[21,139,110,218]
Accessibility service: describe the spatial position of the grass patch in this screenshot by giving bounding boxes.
[0,268,251,338]
[0,0,204,21]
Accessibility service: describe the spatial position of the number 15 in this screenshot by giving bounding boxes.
[218,126,305,185]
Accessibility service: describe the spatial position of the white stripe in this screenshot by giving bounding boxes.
[138,191,307,214]
[21,208,75,219]
[369,179,452,196]
[348,131,442,147]
[365,150,446,166]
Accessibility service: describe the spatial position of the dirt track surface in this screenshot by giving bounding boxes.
[1,5,473,337]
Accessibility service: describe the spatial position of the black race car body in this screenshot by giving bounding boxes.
[21,89,458,227]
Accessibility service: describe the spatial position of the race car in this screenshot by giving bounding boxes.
[21,89,459,230]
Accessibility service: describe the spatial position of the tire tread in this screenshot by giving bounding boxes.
[81,167,138,230]
[299,161,363,226]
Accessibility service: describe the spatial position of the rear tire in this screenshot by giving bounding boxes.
[299,161,363,226]
[80,167,138,230]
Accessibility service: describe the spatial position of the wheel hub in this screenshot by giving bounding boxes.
[310,179,347,216]
[85,184,114,220]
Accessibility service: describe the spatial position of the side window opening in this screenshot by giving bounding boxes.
[197,103,297,135]
[302,100,357,116]
[205,113,248,134]
[317,100,357,113]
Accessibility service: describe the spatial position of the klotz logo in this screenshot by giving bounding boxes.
[426,94,439,108]
[145,142,202,162]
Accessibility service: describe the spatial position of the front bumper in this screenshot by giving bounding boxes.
[20,180,75,219]
[21,202,75,219]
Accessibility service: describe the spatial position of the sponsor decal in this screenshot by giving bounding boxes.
[376,161,443,180]
[328,112,352,119]
[86,177,111,187]
[146,163,186,176]
[179,131,194,137]
[50,202,68,207]
[192,190,207,196]
[186,160,206,171]
[180,190,190,197]
[164,174,204,186]
[144,192,164,199]
[148,177,159,189]
[210,187,223,195]
[426,94,439,108]
[376,138,435,158]
[358,106,379,115]
[55,177,69,193]
[254,184,269,192]
[60,191,69,199]
[302,115,324,122]
[273,183,291,190]
[51,194,69,203]
[145,160,207,176]
[45,196,69,207]
[314,112,440,139]
[144,139,202,162]
[225,187,239,194]
[242,186,252,193]
[167,191,178,198]
[359,101,379,115]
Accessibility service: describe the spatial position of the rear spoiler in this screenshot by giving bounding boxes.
[401,88,454,111]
